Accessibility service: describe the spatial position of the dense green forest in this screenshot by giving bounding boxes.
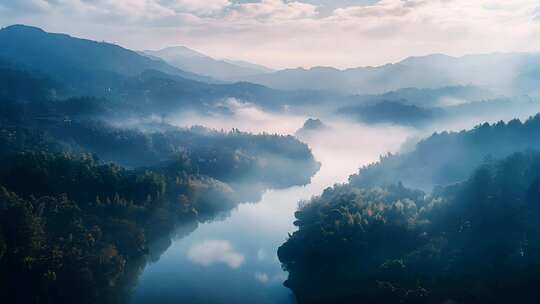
[0,101,319,303]
[0,101,318,188]
[350,115,540,190]
[279,152,540,304]
[0,33,320,302]
[5,23,540,304]
[0,102,319,303]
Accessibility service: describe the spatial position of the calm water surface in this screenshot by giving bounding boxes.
[130,120,412,304]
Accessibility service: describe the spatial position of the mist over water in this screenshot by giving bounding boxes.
[129,98,540,303]
[5,16,540,304]
[130,106,415,304]
[169,99,307,134]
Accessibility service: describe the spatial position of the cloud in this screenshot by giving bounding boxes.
[257,248,267,261]
[0,0,52,12]
[160,0,232,15]
[170,98,306,134]
[227,0,318,21]
[254,271,270,283]
[333,0,417,18]
[187,240,245,269]
[1,0,540,69]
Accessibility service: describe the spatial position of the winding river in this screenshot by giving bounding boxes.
[129,118,413,304]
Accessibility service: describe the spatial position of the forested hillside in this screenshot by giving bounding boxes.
[0,103,319,303]
[0,25,338,114]
[350,115,540,190]
[0,40,320,302]
[279,152,540,304]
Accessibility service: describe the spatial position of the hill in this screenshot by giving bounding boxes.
[144,46,273,80]
[236,53,540,95]
[0,25,212,96]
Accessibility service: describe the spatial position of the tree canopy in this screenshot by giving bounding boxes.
[279,152,540,304]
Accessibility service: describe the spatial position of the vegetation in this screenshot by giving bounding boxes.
[0,97,319,184]
[279,152,540,304]
[295,118,330,138]
[0,152,222,303]
[0,25,340,114]
[0,110,318,304]
[0,106,318,303]
[338,100,440,126]
[350,114,540,190]
[0,51,319,303]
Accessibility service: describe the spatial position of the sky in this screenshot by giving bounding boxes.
[1,0,540,69]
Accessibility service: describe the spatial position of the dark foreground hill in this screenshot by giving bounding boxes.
[279,152,540,304]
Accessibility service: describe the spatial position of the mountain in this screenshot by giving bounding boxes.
[0,25,212,95]
[0,25,315,112]
[143,46,273,80]
[117,69,323,113]
[349,114,540,190]
[279,152,540,304]
[338,100,440,126]
[235,53,540,95]
[222,59,273,73]
[295,118,330,139]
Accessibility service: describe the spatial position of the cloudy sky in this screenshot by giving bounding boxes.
[1,0,540,69]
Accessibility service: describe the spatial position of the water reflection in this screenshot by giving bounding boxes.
[129,119,411,304]
[187,240,245,269]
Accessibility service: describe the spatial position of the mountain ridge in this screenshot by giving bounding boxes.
[0,24,214,85]
[143,46,273,80]
[234,52,540,94]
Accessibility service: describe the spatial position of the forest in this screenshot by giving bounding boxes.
[279,152,540,304]
[350,115,540,190]
[0,28,320,302]
[0,99,319,303]
[278,115,540,303]
[3,19,540,304]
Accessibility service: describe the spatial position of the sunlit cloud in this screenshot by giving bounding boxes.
[187,240,244,269]
[227,0,318,21]
[168,0,232,15]
[1,0,540,68]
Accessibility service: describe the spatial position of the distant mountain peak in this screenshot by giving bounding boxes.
[2,24,45,33]
[222,59,274,73]
[0,24,214,84]
[148,46,208,59]
[144,46,274,80]
[309,66,340,72]
[400,53,456,65]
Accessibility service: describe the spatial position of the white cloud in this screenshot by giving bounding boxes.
[170,98,305,134]
[257,248,267,261]
[187,240,244,269]
[1,0,540,68]
[0,0,52,12]
[227,0,318,21]
[254,271,270,283]
[333,0,416,18]
[162,0,231,15]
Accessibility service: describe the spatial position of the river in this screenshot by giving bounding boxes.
[129,117,413,304]
[122,92,540,304]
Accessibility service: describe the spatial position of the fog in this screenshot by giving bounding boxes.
[430,99,540,134]
[130,103,418,304]
[169,98,307,135]
[126,94,540,304]
[6,20,540,304]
